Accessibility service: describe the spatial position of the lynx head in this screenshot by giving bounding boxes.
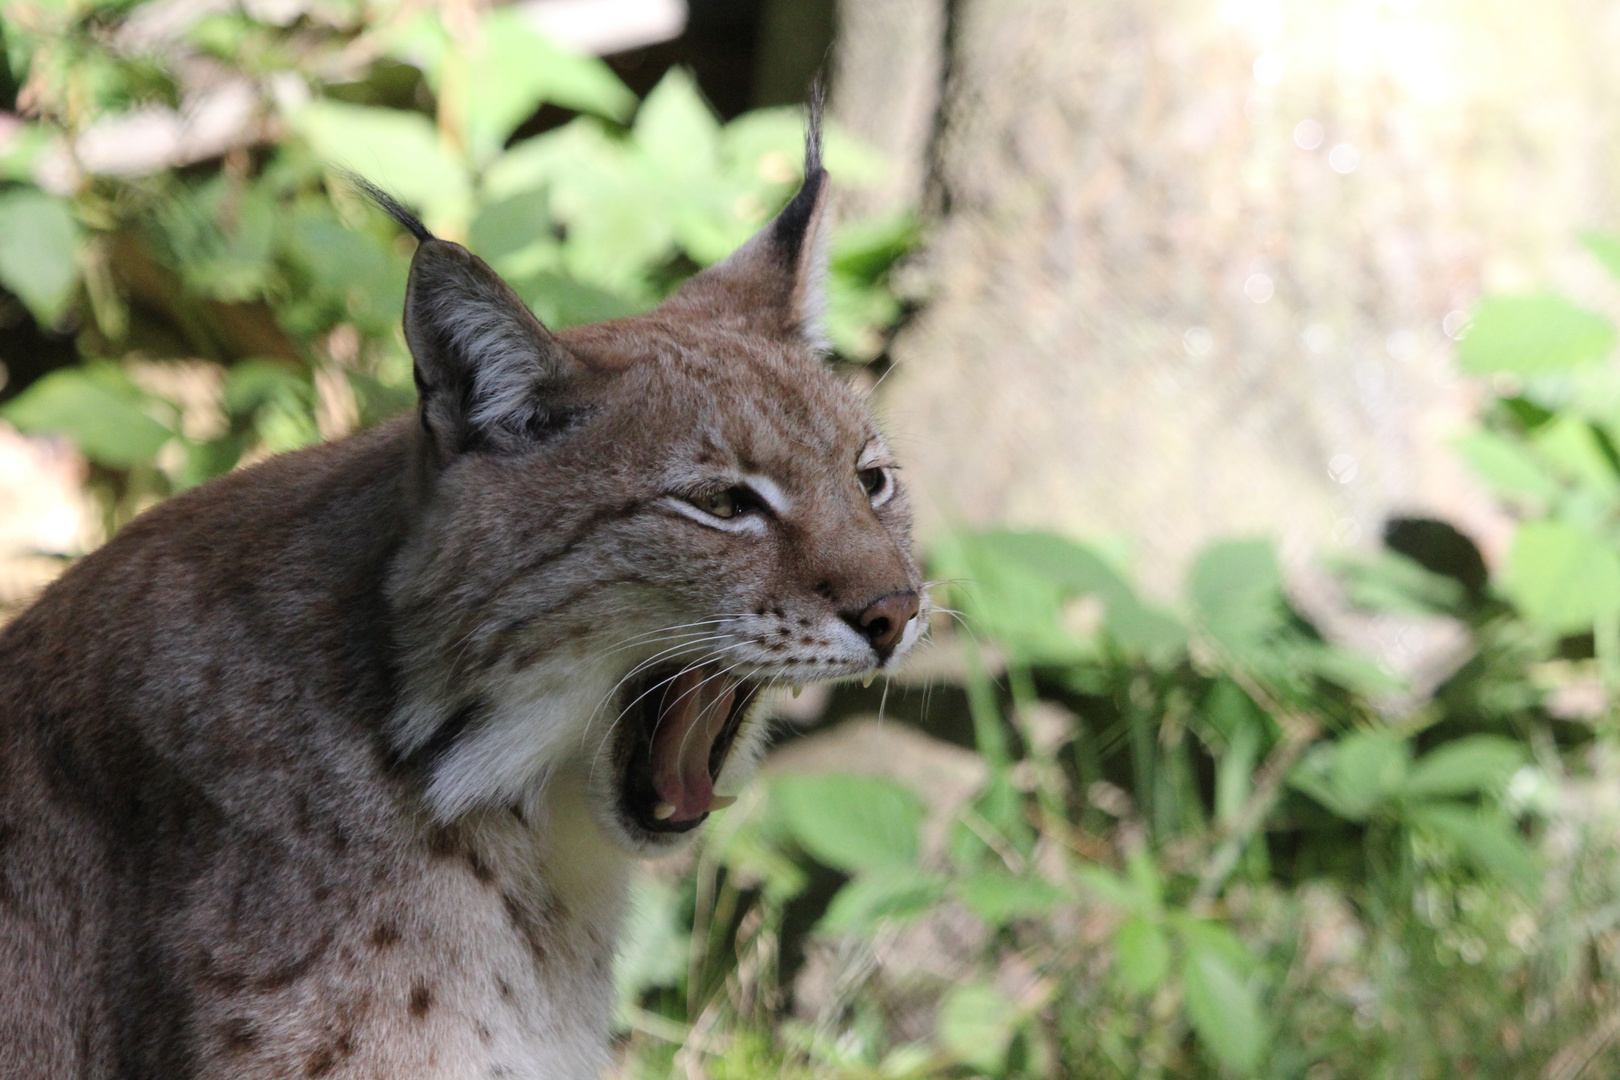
[377,112,925,854]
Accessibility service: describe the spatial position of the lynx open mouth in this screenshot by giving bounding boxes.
[622,666,758,834]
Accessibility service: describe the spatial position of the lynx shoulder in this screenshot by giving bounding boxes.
[0,112,923,1079]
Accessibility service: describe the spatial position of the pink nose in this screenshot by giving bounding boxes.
[850,591,920,660]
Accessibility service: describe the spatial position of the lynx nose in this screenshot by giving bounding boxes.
[847,591,921,662]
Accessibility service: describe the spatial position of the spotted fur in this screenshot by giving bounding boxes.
[0,113,922,1078]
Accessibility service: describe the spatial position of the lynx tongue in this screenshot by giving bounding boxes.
[650,668,737,823]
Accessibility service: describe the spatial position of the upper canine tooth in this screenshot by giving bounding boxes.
[861,672,876,688]
[652,802,677,820]
[709,794,738,810]
[791,684,804,698]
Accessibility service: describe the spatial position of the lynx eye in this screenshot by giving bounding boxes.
[859,466,893,504]
[690,486,755,520]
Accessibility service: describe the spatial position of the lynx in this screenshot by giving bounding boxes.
[0,112,924,1078]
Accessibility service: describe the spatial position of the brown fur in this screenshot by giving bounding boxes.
[0,123,922,1078]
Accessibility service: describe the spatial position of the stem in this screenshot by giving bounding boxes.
[963,634,1011,767]
[1191,677,1322,907]
[1596,611,1620,742]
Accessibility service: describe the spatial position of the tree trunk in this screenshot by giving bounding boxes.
[843,0,1620,595]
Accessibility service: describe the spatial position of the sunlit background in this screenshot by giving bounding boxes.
[5,0,1620,1076]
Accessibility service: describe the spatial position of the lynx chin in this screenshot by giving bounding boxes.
[0,106,924,1078]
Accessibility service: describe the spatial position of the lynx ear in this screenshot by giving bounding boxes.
[663,99,830,349]
[403,239,587,457]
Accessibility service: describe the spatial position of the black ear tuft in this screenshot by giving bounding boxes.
[657,85,832,349]
[342,172,435,243]
[767,81,827,273]
[403,240,586,459]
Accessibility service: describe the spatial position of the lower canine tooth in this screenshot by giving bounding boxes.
[652,802,677,820]
[709,795,738,810]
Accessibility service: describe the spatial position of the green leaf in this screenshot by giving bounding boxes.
[293,101,471,228]
[1453,430,1562,504]
[1188,538,1287,652]
[468,192,554,266]
[1113,916,1171,995]
[1303,644,1405,698]
[1290,731,1411,821]
[512,270,646,329]
[222,359,311,417]
[818,867,946,934]
[1075,865,1144,913]
[461,10,634,163]
[1125,847,1164,916]
[0,124,54,182]
[614,875,688,1007]
[1328,730,1410,818]
[722,105,888,190]
[937,982,1022,1073]
[1215,720,1261,826]
[1457,295,1615,375]
[1406,804,1540,892]
[1405,736,1527,800]
[1,366,172,467]
[831,213,918,284]
[1582,231,1620,283]
[0,188,81,325]
[1331,550,1469,617]
[633,67,721,184]
[281,207,409,333]
[770,773,923,872]
[1529,414,1620,492]
[954,870,1066,926]
[1182,947,1267,1073]
[160,180,276,302]
[1501,518,1620,633]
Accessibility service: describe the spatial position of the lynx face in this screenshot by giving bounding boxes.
[377,127,924,855]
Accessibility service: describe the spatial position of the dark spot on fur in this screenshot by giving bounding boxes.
[501,892,547,961]
[797,616,811,628]
[220,1018,258,1053]
[490,1066,512,1078]
[372,922,401,948]
[254,929,334,991]
[467,849,495,884]
[294,793,315,836]
[428,827,462,860]
[476,1021,492,1043]
[305,1050,336,1078]
[410,982,434,1019]
[496,976,513,1001]
[815,580,834,599]
[0,822,16,907]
